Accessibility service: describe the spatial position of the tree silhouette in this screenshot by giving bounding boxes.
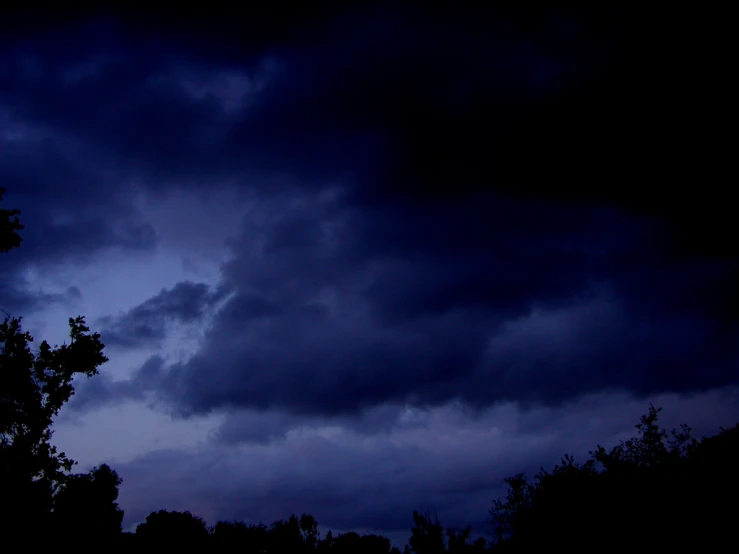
[0,187,23,253]
[52,463,124,546]
[445,525,486,553]
[487,404,739,552]
[405,510,485,554]
[408,510,446,554]
[0,189,111,543]
[135,509,211,548]
[212,520,269,553]
[299,513,321,549]
[317,529,335,552]
[210,514,405,553]
[487,473,536,546]
[1,314,109,538]
[268,514,313,552]
[590,404,696,470]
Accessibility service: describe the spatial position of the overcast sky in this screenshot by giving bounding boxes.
[1,5,736,547]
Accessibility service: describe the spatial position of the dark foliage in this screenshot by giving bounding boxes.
[52,463,124,546]
[487,405,739,552]
[0,187,23,253]
[327,530,401,554]
[212,520,270,553]
[1,189,117,545]
[134,509,211,548]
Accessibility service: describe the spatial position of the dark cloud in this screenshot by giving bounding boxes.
[1,5,730,422]
[96,281,226,350]
[0,6,610,199]
[2,5,730,284]
[212,410,299,446]
[101,187,728,421]
[0,277,82,317]
[0,109,159,268]
[211,404,451,447]
[52,193,717,425]
[1,4,731,248]
[66,285,82,299]
[66,355,166,414]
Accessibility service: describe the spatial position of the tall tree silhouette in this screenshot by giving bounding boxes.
[0,189,110,542]
[408,510,446,554]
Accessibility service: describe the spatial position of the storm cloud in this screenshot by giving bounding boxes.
[82,187,734,423]
[96,281,226,350]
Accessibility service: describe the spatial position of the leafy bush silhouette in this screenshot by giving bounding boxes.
[135,509,210,548]
[488,405,739,552]
[52,463,124,546]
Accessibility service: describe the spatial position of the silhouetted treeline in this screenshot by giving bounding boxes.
[110,509,483,552]
[81,406,739,553]
[116,511,404,553]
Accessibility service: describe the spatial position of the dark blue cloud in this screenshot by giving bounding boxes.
[0,280,71,317]
[66,355,166,413]
[96,281,226,350]
[0,5,601,196]
[2,5,735,428]
[83,188,734,421]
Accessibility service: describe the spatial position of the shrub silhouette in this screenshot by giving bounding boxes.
[52,463,124,546]
[488,405,739,552]
[135,509,210,548]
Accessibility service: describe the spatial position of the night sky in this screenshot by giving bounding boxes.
[1,4,736,546]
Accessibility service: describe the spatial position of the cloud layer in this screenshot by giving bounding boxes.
[71,186,738,422]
